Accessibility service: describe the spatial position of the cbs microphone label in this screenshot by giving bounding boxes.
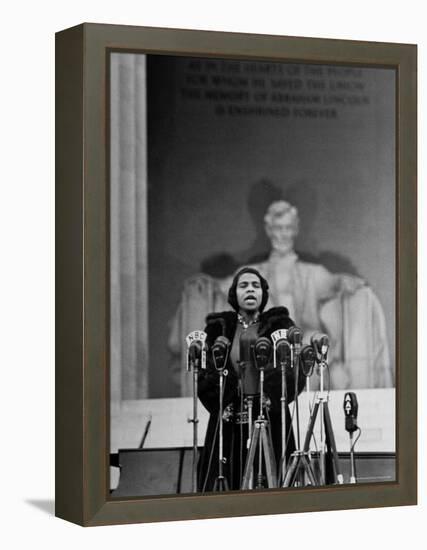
[271,329,288,343]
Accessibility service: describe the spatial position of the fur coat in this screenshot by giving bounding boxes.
[197,306,305,492]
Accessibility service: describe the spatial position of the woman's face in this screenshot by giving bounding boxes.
[236,272,263,313]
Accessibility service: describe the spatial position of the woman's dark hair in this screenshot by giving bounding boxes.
[228,267,269,312]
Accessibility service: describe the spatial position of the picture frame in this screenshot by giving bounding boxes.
[55,23,417,526]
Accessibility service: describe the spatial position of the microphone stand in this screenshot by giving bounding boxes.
[186,332,206,493]
[317,355,327,484]
[293,346,301,451]
[308,355,343,485]
[271,330,291,485]
[257,368,265,488]
[280,359,288,484]
[300,344,316,461]
[289,328,303,485]
[242,365,277,489]
[283,350,343,487]
[213,366,229,492]
[187,354,204,493]
[210,337,231,492]
[238,362,254,489]
[281,343,316,489]
[246,392,254,490]
[305,372,313,466]
[349,431,357,484]
[189,360,200,493]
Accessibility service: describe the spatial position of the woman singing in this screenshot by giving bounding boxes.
[198,267,305,492]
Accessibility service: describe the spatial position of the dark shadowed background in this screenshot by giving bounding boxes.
[146,55,395,397]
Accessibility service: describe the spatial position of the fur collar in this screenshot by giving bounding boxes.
[205,306,292,342]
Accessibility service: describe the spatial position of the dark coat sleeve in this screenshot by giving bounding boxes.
[197,314,239,414]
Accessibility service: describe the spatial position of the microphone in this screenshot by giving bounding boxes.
[271,329,288,370]
[288,326,303,349]
[310,332,329,361]
[189,341,203,368]
[275,339,291,370]
[211,336,231,371]
[343,392,359,433]
[253,337,272,370]
[300,345,316,377]
[288,326,303,368]
[186,330,207,371]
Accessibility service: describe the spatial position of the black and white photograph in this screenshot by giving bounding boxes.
[4,0,423,543]
[109,52,396,497]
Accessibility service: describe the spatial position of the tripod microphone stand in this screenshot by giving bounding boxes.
[271,328,291,485]
[211,336,231,492]
[238,330,255,489]
[241,337,277,490]
[185,330,207,493]
[283,335,343,487]
[288,327,304,484]
[300,344,316,463]
[281,343,317,488]
[311,335,343,485]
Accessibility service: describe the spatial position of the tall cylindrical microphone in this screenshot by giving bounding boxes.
[310,332,329,362]
[300,345,316,377]
[211,335,231,492]
[288,326,304,453]
[271,328,288,370]
[238,330,258,395]
[253,337,272,421]
[276,339,291,369]
[211,336,231,371]
[253,337,272,370]
[186,330,207,371]
[299,343,316,460]
[344,392,359,433]
[344,392,359,484]
[185,330,207,493]
[188,341,203,369]
[288,326,303,357]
